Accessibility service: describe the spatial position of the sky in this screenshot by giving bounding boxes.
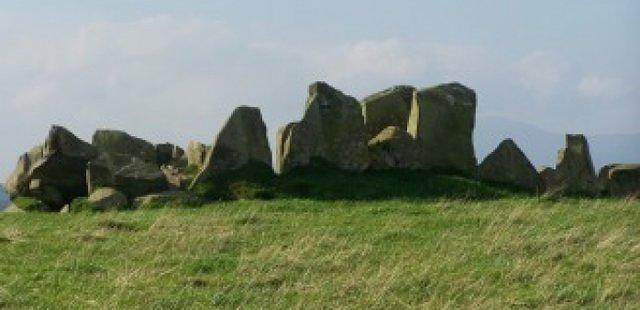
[1,1,639,179]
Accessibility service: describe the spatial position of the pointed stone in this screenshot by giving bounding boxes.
[550,134,597,195]
[479,139,540,192]
[191,106,272,187]
[277,81,369,173]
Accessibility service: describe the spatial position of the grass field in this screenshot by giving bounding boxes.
[1,197,639,308]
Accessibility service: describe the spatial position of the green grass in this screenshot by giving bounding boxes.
[1,197,639,308]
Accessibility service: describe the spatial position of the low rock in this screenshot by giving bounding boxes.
[478,139,541,192]
[133,191,198,209]
[368,126,419,170]
[161,165,192,190]
[88,187,128,211]
[598,164,640,198]
[113,157,169,199]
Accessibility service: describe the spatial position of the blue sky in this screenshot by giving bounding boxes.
[1,1,639,178]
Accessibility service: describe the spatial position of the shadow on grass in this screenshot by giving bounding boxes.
[191,159,530,202]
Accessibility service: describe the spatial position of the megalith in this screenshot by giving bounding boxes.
[478,139,540,192]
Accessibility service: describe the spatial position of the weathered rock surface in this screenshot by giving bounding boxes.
[538,166,556,192]
[191,106,272,187]
[186,141,210,168]
[156,143,186,167]
[133,191,198,209]
[407,82,477,176]
[277,81,369,173]
[478,139,540,192]
[361,85,415,139]
[92,129,156,164]
[368,126,418,170]
[598,164,640,198]
[549,134,597,195]
[5,126,98,210]
[161,165,192,190]
[112,157,169,199]
[87,187,128,211]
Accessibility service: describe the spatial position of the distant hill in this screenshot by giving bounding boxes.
[0,184,9,210]
[475,116,640,170]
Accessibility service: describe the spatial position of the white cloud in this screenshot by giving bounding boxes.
[577,75,629,98]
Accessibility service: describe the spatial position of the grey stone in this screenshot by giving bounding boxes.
[113,157,169,199]
[191,106,272,187]
[88,187,128,211]
[367,126,419,170]
[478,139,541,192]
[549,134,597,195]
[407,82,477,176]
[598,164,640,198]
[156,143,186,167]
[277,81,369,173]
[361,85,415,139]
[92,129,156,164]
[186,141,210,168]
[5,125,98,210]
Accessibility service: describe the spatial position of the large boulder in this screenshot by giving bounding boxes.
[368,126,419,170]
[92,129,156,164]
[5,126,98,210]
[361,85,415,139]
[87,187,128,211]
[597,164,640,198]
[548,134,597,195]
[478,139,541,192]
[156,143,186,167]
[86,154,168,199]
[407,82,477,176]
[190,106,272,187]
[277,81,369,173]
[186,141,210,168]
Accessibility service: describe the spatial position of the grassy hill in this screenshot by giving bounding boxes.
[1,196,638,308]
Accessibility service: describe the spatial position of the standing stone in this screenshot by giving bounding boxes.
[190,106,272,187]
[538,166,556,193]
[277,81,369,173]
[92,129,156,164]
[478,139,541,192]
[186,141,210,168]
[368,126,419,170]
[5,126,98,210]
[598,164,640,198]
[407,82,477,176]
[87,187,128,211]
[361,85,415,139]
[550,134,597,195]
[156,143,186,167]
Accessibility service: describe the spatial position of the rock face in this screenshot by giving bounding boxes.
[277,82,369,173]
[368,126,418,170]
[156,143,186,167]
[87,187,128,211]
[407,82,477,176]
[161,165,191,190]
[191,106,272,187]
[598,164,640,198]
[112,157,169,199]
[361,85,415,139]
[549,134,597,195]
[5,126,98,210]
[186,141,210,168]
[478,139,540,192]
[92,129,156,164]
